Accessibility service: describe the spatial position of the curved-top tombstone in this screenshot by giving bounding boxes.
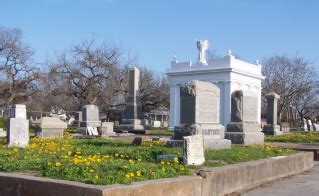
[226,90,264,144]
[180,80,219,124]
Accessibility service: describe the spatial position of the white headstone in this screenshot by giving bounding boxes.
[183,135,205,165]
[7,104,29,147]
[153,120,161,128]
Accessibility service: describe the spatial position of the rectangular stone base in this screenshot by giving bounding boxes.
[36,129,64,138]
[166,138,231,149]
[80,121,101,127]
[225,132,264,145]
[203,139,231,149]
[174,123,224,140]
[122,119,145,125]
[262,124,283,135]
[116,124,145,133]
[117,119,146,133]
[227,122,260,132]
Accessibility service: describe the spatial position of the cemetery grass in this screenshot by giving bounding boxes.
[146,128,174,136]
[204,144,296,167]
[265,131,319,143]
[0,136,296,185]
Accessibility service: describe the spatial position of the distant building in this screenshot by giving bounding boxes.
[147,106,169,127]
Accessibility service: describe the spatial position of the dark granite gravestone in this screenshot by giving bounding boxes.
[262,92,282,135]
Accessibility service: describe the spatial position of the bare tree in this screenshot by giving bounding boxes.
[0,26,40,109]
[262,55,318,121]
[49,39,124,109]
[139,67,169,113]
[292,89,317,120]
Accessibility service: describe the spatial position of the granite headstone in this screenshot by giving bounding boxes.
[262,92,282,135]
[225,90,264,144]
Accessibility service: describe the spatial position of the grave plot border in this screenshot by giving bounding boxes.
[0,152,313,196]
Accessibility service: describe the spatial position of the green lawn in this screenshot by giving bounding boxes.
[204,144,296,167]
[265,131,319,143]
[0,136,296,185]
[146,129,174,136]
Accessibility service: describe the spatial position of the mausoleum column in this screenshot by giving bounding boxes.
[169,84,180,129]
[257,87,262,124]
[223,81,231,126]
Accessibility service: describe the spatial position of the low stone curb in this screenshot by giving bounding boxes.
[0,152,313,196]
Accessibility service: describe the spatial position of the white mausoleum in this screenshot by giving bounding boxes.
[167,40,265,129]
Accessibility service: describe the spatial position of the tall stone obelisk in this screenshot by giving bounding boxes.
[119,67,145,133]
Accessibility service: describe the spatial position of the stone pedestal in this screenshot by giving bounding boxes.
[225,122,264,144]
[34,117,67,138]
[175,123,231,149]
[262,124,282,135]
[117,67,145,133]
[7,105,29,147]
[98,122,116,137]
[225,131,264,145]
